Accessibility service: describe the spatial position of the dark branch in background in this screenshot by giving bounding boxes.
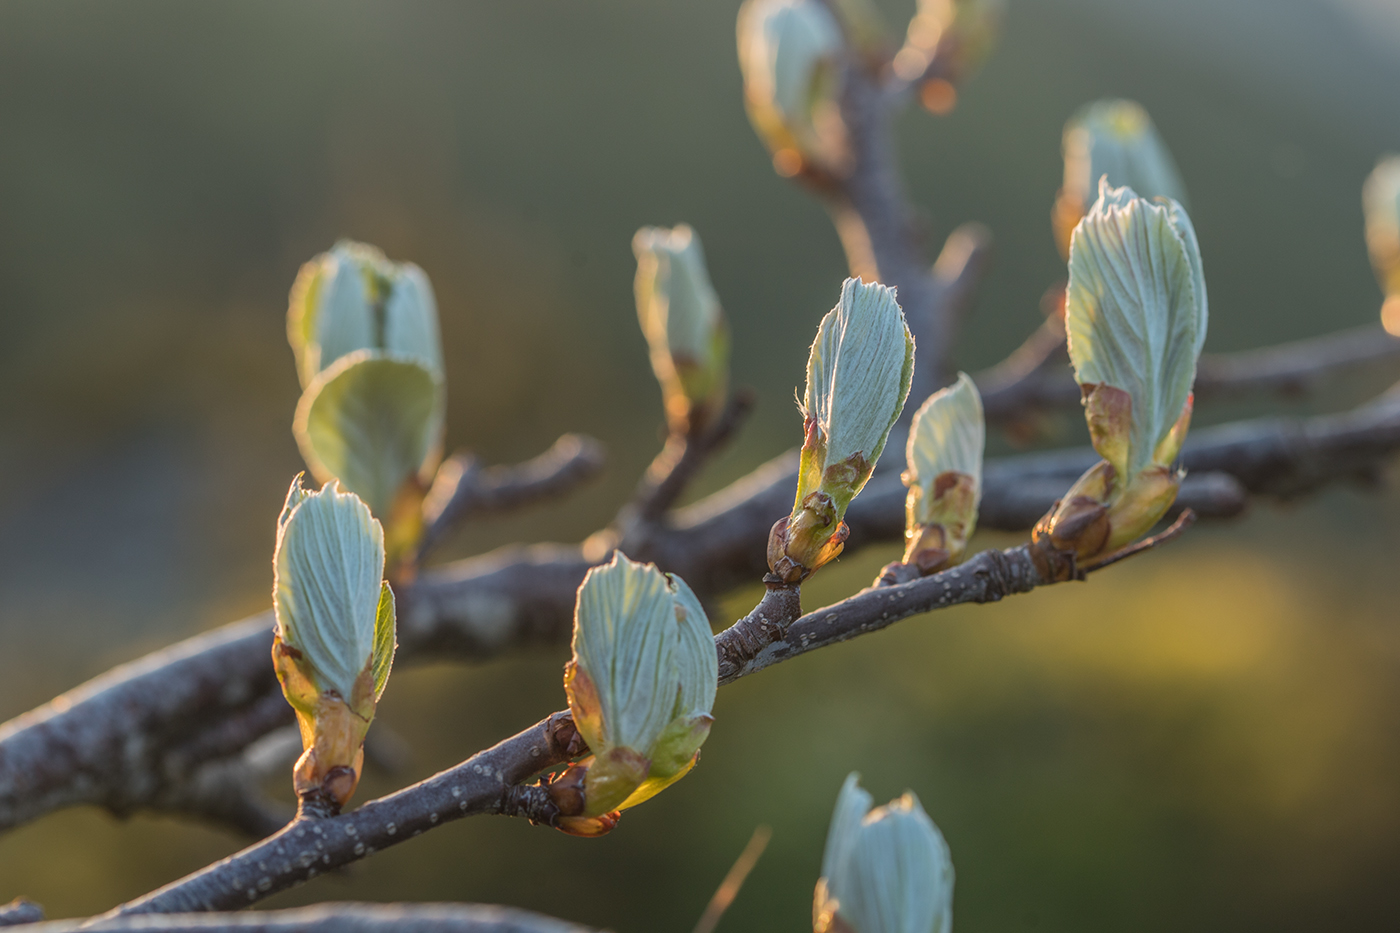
[978,322,1400,423]
[418,434,606,561]
[3,391,1398,842]
[34,903,595,932]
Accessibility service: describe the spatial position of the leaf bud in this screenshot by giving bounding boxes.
[633,225,731,434]
[272,475,396,810]
[560,553,718,823]
[773,278,914,583]
[1054,100,1188,258]
[1039,181,1207,560]
[287,241,446,568]
[813,773,954,933]
[1363,155,1400,334]
[900,372,984,574]
[737,0,850,178]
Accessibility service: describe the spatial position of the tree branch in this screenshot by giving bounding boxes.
[978,323,1400,422]
[4,390,1397,838]
[36,903,595,932]
[419,434,606,561]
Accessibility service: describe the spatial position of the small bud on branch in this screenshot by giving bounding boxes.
[1054,100,1188,258]
[773,278,914,583]
[287,241,446,571]
[1038,181,1208,561]
[899,372,984,574]
[555,553,718,834]
[633,224,730,435]
[737,0,850,178]
[272,475,396,812]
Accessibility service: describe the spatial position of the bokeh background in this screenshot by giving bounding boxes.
[2,0,1400,928]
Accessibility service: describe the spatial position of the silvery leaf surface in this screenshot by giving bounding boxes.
[667,573,717,718]
[1063,99,1188,210]
[572,553,681,754]
[273,477,386,703]
[905,372,985,523]
[822,772,873,882]
[1065,182,1206,476]
[804,278,915,478]
[830,790,954,933]
[294,350,444,521]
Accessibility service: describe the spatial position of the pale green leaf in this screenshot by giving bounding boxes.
[633,224,724,368]
[1066,182,1207,476]
[738,0,843,129]
[831,789,954,933]
[273,478,386,702]
[372,580,397,702]
[667,573,717,718]
[383,262,446,381]
[822,772,872,882]
[905,372,985,522]
[572,553,681,754]
[804,277,915,474]
[1063,99,1188,210]
[294,351,443,520]
[314,250,376,380]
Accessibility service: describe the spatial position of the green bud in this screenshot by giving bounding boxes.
[562,553,717,819]
[287,241,445,565]
[772,278,914,583]
[737,0,849,178]
[272,475,396,809]
[1054,100,1188,258]
[900,372,984,574]
[814,773,954,933]
[633,225,730,434]
[1040,181,1207,559]
[1363,155,1400,333]
[288,240,445,386]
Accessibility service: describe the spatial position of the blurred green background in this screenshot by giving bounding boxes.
[2,0,1400,929]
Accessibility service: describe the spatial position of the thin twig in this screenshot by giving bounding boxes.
[1081,509,1198,573]
[978,323,1400,422]
[692,825,772,933]
[623,389,755,530]
[418,434,606,561]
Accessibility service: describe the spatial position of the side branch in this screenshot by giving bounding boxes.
[4,392,1399,837]
[419,434,605,560]
[978,323,1400,422]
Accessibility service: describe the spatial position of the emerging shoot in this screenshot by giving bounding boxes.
[287,240,446,573]
[899,372,984,575]
[1036,180,1208,563]
[1054,100,1188,259]
[633,224,730,435]
[271,475,396,813]
[737,0,849,178]
[771,278,915,584]
[813,773,955,933]
[552,553,718,836]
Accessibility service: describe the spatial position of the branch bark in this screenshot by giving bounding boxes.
[35,903,595,932]
[978,323,1400,422]
[419,434,606,561]
[3,391,1397,838]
